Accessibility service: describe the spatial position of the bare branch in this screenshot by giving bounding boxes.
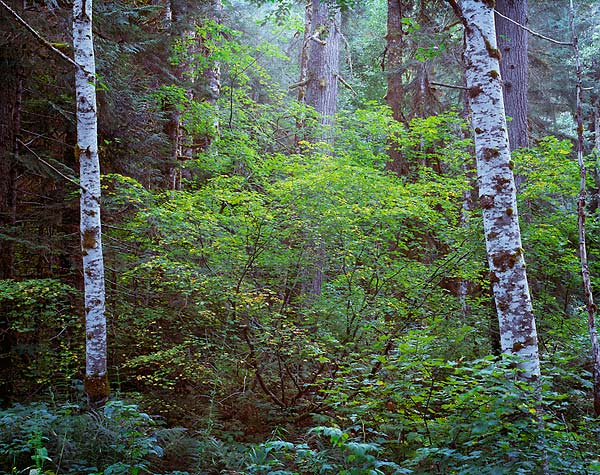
[18,139,89,193]
[430,81,469,91]
[336,74,357,96]
[494,9,573,47]
[0,0,81,70]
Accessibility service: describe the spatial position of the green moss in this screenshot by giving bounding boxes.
[488,70,500,79]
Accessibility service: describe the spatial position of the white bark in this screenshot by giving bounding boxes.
[73,0,108,402]
[461,0,540,380]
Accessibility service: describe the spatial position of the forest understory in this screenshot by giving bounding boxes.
[2,0,600,474]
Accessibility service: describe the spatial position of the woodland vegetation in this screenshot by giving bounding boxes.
[1,0,600,473]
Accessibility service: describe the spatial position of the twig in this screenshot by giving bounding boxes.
[18,139,88,193]
[430,81,469,91]
[0,0,81,70]
[289,79,309,90]
[336,74,357,96]
[494,9,573,47]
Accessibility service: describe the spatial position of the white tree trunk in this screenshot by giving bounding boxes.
[73,0,108,404]
[461,0,540,380]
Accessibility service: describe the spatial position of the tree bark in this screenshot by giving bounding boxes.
[167,0,222,189]
[304,0,341,143]
[495,0,529,150]
[74,0,108,406]
[0,37,22,280]
[460,0,540,380]
[571,0,600,416]
[384,0,409,175]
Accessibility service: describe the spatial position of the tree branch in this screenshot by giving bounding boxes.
[0,0,81,70]
[18,139,89,193]
[494,9,573,47]
[430,81,469,91]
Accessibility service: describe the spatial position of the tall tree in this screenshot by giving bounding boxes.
[0,2,22,280]
[384,0,409,175]
[74,0,108,405]
[166,0,223,189]
[571,0,600,416]
[304,0,341,143]
[495,0,529,150]
[450,0,540,380]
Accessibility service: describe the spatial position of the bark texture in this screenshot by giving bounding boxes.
[462,0,540,380]
[304,0,341,142]
[167,0,222,189]
[0,39,21,280]
[384,0,409,175]
[495,0,529,150]
[74,0,108,405]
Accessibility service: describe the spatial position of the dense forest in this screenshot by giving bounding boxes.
[2,0,600,473]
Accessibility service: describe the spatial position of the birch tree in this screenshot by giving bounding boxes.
[73,0,108,405]
[449,0,540,380]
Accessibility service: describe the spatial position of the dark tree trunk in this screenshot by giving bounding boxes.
[495,0,529,150]
[0,44,22,280]
[304,0,340,143]
[384,0,409,176]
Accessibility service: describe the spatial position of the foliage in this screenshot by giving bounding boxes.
[0,279,81,403]
[3,1,600,474]
[0,401,164,475]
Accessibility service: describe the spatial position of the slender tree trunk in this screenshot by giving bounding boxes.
[571,0,600,416]
[459,0,540,380]
[495,0,528,150]
[74,0,108,406]
[305,0,340,143]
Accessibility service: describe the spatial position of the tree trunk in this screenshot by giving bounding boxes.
[0,40,22,280]
[495,0,529,150]
[571,0,600,416]
[460,0,540,380]
[384,0,409,175]
[304,0,340,143]
[167,0,222,189]
[74,0,108,406]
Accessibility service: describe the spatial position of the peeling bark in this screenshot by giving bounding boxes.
[461,0,540,380]
[74,0,108,406]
